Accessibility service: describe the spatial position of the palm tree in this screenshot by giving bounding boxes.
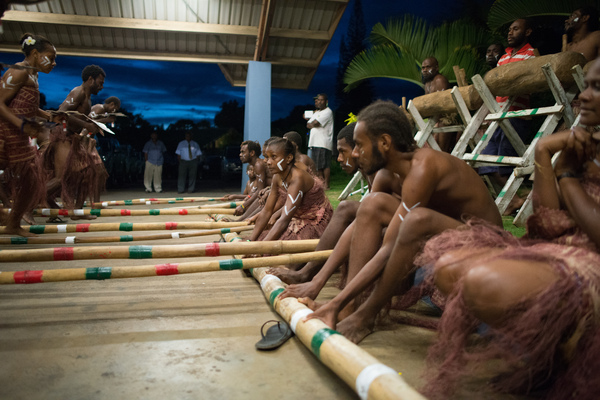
[343,15,492,93]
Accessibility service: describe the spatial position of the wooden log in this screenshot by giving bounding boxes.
[0,220,250,235]
[0,250,332,284]
[30,208,236,217]
[484,51,587,97]
[82,197,226,207]
[412,51,586,118]
[411,85,483,118]
[0,239,320,262]
[0,225,255,245]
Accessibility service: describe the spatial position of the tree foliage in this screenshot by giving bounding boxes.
[343,15,492,93]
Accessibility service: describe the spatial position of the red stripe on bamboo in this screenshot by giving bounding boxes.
[155,263,179,275]
[121,209,131,216]
[58,209,69,216]
[205,243,220,257]
[76,224,91,232]
[13,270,43,283]
[179,209,188,215]
[165,222,178,230]
[54,247,74,261]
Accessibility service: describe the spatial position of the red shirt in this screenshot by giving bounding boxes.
[495,43,535,111]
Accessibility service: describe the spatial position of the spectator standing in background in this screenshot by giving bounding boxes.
[175,132,202,194]
[143,131,167,193]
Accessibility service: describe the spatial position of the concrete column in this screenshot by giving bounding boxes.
[242,61,271,191]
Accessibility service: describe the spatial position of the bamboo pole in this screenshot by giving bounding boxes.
[30,208,236,217]
[0,220,250,235]
[0,239,319,262]
[0,250,332,284]
[0,225,254,245]
[218,232,425,400]
[82,197,226,207]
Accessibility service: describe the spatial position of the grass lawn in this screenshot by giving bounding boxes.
[325,162,527,238]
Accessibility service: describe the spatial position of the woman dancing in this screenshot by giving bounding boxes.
[250,137,332,242]
[0,33,56,236]
[417,58,600,399]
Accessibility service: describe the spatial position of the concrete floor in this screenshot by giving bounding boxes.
[0,186,527,400]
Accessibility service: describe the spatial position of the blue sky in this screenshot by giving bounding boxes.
[0,0,478,126]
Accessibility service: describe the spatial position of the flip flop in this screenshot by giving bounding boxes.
[255,320,294,351]
[46,216,65,223]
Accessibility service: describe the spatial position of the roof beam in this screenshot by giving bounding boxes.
[1,10,330,40]
[0,45,319,67]
[254,0,276,61]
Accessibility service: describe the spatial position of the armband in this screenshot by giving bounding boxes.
[556,172,578,182]
[241,204,245,210]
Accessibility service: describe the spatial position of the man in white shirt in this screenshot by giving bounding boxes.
[175,132,202,193]
[306,93,334,189]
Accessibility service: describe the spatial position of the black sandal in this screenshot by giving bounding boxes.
[255,320,294,351]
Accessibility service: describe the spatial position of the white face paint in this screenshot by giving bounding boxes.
[573,17,579,22]
[41,56,51,66]
[345,158,352,167]
[277,158,284,171]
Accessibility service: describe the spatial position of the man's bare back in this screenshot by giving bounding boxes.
[566,30,600,61]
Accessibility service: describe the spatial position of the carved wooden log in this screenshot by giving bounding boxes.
[411,85,482,118]
[483,51,587,97]
[412,51,587,118]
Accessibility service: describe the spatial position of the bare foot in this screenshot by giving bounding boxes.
[279,281,320,300]
[302,299,337,329]
[70,215,97,220]
[22,212,35,225]
[503,195,525,216]
[4,226,37,237]
[267,267,309,285]
[336,313,375,344]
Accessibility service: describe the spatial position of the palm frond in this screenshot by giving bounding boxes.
[343,45,424,92]
[370,15,436,64]
[487,0,598,31]
[433,19,492,81]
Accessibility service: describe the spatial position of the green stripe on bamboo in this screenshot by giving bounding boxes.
[269,288,285,305]
[218,259,244,270]
[29,225,46,234]
[498,190,506,198]
[0,226,254,245]
[0,251,332,284]
[311,328,341,359]
[0,239,319,262]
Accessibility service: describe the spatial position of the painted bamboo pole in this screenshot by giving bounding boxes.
[0,250,332,284]
[164,201,242,209]
[82,197,226,207]
[0,225,254,245]
[253,266,426,400]
[0,239,319,262]
[218,232,425,400]
[0,220,249,235]
[30,207,236,217]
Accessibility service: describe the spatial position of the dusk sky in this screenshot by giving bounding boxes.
[0,0,485,126]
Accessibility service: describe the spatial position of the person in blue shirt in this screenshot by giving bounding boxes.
[175,132,202,193]
[142,131,167,193]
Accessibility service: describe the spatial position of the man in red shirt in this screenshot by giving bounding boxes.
[479,18,535,214]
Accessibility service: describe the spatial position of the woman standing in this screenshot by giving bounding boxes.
[0,33,56,236]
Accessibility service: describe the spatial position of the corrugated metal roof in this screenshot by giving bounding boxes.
[0,0,348,89]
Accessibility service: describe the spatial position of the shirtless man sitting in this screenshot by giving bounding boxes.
[232,140,270,218]
[302,100,502,344]
[564,6,600,61]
